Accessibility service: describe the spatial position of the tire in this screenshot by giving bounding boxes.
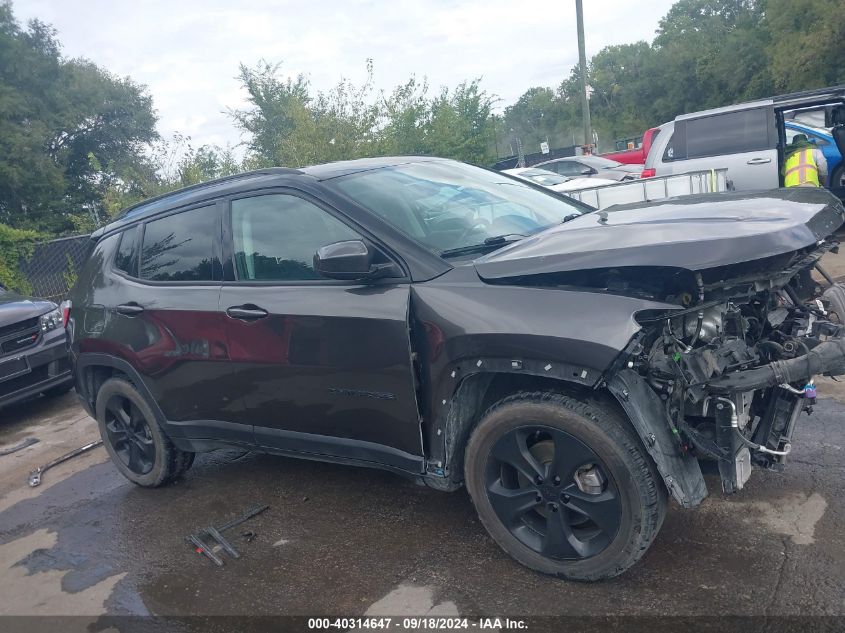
[42,383,72,398]
[831,164,844,188]
[464,391,666,581]
[95,377,194,487]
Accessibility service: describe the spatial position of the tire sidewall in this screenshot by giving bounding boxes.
[95,378,172,487]
[832,164,844,188]
[465,398,652,580]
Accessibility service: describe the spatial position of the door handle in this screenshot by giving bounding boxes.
[115,302,144,316]
[746,157,772,165]
[226,305,269,321]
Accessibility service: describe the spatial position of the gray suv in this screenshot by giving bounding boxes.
[65,157,845,581]
[644,85,845,192]
[0,284,72,408]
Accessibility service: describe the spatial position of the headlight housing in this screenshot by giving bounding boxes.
[40,306,62,331]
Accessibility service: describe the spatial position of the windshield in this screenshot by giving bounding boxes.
[517,169,571,186]
[329,161,587,256]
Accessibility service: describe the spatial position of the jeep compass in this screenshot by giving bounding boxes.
[66,157,845,580]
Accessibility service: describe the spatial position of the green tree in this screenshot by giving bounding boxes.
[499,87,576,155]
[231,61,496,167]
[0,222,39,292]
[583,42,659,146]
[765,0,845,91]
[649,0,772,121]
[0,1,158,234]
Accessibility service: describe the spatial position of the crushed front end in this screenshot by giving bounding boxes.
[627,243,845,496]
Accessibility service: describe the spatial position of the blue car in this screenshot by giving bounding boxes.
[785,120,843,187]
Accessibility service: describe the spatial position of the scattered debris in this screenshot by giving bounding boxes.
[0,437,39,456]
[28,439,104,487]
[187,504,269,566]
[241,531,256,543]
[272,538,289,547]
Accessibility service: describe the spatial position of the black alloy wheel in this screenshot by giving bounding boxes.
[485,426,621,561]
[103,394,156,475]
[464,392,666,581]
[95,377,194,487]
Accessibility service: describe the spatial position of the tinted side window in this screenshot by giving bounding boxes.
[231,194,361,281]
[140,206,215,282]
[685,108,771,159]
[114,225,139,276]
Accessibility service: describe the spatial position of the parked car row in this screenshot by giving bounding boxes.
[534,155,643,182]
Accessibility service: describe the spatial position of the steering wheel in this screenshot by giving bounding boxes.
[454,217,491,247]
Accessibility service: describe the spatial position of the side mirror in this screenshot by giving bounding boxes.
[314,240,400,281]
[580,167,595,176]
[314,240,373,280]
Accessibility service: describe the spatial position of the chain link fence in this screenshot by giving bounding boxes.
[19,234,92,302]
[492,144,578,171]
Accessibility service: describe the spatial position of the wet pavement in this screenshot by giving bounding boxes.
[0,387,843,623]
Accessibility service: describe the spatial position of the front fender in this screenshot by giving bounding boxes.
[607,369,707,508]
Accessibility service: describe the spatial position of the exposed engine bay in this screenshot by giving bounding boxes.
[626,241,845,494]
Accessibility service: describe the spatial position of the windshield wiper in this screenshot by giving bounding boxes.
[483,233,528,245]
[440,234,527,258]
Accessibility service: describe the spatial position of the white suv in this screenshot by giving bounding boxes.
[644,86,845,193]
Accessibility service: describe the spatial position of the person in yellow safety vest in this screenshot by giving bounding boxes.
[783,133,828,187]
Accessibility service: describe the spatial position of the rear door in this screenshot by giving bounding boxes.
[662,107,779,190]
[98,203,252,443]
[218,190,423,472]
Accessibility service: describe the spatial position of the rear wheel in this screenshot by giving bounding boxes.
[464,392,666,581]
[95,377,194,487]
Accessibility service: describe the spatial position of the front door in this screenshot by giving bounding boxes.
[219,192,423,472]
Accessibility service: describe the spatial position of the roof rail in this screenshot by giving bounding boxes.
[773,84,845,103]
[116,167,303,219]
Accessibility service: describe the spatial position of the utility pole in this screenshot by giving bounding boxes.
[575,0,592,153]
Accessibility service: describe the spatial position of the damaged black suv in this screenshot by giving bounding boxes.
[66,157,845,580]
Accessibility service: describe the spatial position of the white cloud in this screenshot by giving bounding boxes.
[12,0,676,153]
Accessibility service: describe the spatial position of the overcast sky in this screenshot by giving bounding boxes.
[14,0,677,152]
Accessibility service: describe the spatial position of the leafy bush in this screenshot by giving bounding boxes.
[0,223,41,294]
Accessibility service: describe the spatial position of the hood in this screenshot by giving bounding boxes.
[0,291,55,328]
[475,188,845,281]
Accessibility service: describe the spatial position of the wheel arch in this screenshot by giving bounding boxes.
[428,364,708,509]
[427,365,610,490]
[606,369,707,508]
[76,353,166,426]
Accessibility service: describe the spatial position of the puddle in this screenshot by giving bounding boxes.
[0,528,125,615]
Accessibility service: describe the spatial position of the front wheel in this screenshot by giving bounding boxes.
[464,392,666,581]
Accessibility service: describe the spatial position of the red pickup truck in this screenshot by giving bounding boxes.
[600,127,660,165]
